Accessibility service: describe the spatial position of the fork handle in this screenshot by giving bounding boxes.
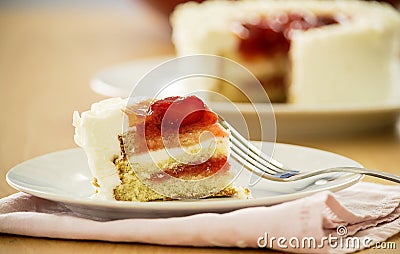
[301,167,400,184]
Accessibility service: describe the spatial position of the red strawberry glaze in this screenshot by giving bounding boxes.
[236,13,339,58]
[126,96,223,154]
[151,157,230,181]
[145,96,180,127]
[144,96,218,136]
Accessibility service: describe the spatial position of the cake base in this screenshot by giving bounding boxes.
[113,157,247,202]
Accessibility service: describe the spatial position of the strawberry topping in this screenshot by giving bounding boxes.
[146,96,213,129]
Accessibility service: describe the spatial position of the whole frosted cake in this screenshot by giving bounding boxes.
[73,96,249,201]
[171,0,400,105]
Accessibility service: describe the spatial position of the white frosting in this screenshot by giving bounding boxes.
[171,0,400,106]
[290,2,400,105]
[73,97,128,199]
[129,136,229,169]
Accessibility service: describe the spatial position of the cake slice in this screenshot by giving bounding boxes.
[73,96,249,201]
[171,0,400,105]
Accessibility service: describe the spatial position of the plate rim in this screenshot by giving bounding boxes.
[6,143,363,212]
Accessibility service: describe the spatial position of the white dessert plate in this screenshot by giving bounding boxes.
[90,56,400,139]
[7,142,363,220]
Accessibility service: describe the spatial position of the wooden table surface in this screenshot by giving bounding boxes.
[0,4,399,254]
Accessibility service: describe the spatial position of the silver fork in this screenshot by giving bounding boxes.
[218,116,400,184]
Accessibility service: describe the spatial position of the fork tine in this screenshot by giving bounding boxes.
[230,149,287,182]
[231,130,288,172]
[218,115,292,173]
[230,139,279,175]
[229,134,285,174]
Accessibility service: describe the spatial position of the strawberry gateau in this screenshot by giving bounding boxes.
[73,96,250,201]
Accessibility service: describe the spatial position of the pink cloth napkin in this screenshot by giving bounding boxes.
[1,182,399,253]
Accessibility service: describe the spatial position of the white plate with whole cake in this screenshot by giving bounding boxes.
[7,143,363,220]
[91,55,400,140]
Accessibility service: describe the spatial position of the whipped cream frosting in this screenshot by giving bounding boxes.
[73,97,128,199]
[128,136,230,168]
